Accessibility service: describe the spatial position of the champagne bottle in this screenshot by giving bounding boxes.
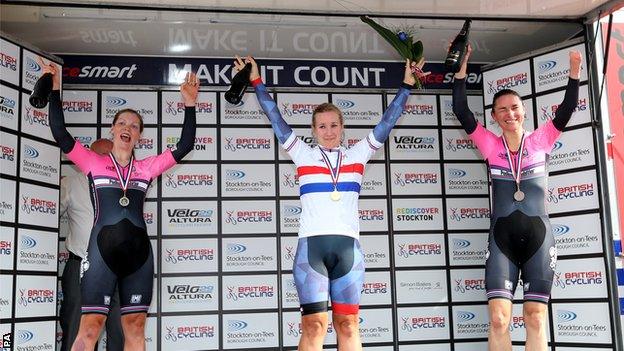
[225,63,252,105]
[445,20,472,73]
[29,72,53,108]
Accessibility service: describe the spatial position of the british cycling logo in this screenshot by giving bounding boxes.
[487,72,528,95]
[63,100,93,113]
[283,246,295,261]
[165,325,215,342]
[445,137,476,152]
[24,107,49,127]
[165,248,214,264]
[281,173,298,188]
[554,270,603,289]
[281,102,318,117]
[454,278,486,293]
[0,52,17,71]
[397,242,442,258]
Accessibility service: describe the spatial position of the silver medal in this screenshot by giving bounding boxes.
[119,196,130,207]
[513,190,525,202]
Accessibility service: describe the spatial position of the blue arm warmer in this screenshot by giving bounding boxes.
[373,83,412,143]
[254,82,293,144]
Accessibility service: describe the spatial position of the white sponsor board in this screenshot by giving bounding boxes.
[536,84,591,128]
[0,274,12,318]
[281,273,299,309]
[448,233,488,266]
[360,163,387,195]
[161,276,218,313]
[162,91,217,124]
[390,163,441,195]
[553,303,612,344]
[20,137,60,185]
[358,198,388,232]
[399,344,451,351]
[392,198,444,231]
[222,237,277,272]
[0,130,17,176]
[394,234,446,267]
[389,129,439,160]
[161,201,217,235]
[332,93,382,126]
[442,128,481,160]
[100,91,157,124]
[548,127,595,172]
[0,84,19,130]
[16,229,57,272]
[18,183,58,228]
[21,92,53,141]
[15,275,56,318]
[0,227,14,270]
[222,312,279,349]
[278,128,315,161]
[359,308,394,343]
[223,274,277,310]
[12,321,57,351]
[282,310,336,346]
[221,200,276,234]
[452,305,490,339]
[143,201,157,236]
[397,306,450,341]
[221,127,275,160]
[344,128,385,161]
[161,314,219,350]
[161,238,218,274]
[484,98,535,137]
[278,163,300,196]
[483,59,532,103]
[440,94,484,126]
[162,163,217,198]
[222,163,275,197]
[388,93,438,126]
[0,178,16,223]
[280,199,301,233]
[551,257,607,299]
[280,235,298,270]
[547,170,599,214]
[161,127,217,161]
[360,271,392,306]
[220,91,272,125]
[62,90,98,124]
[22,50,61,92]
[1,38,20,85]
[551,213,603,256]
[134,127,157,159]
[395,269,447,303]
[534,43,587,93]
[450,269,487,302]
[446,197,490,230]
[277,92,327,125]
[360,235,390,268]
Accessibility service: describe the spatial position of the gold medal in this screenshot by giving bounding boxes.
[330,189,341,201]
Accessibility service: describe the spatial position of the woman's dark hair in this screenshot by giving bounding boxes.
[112,108,144,132]
[492,89,522,109]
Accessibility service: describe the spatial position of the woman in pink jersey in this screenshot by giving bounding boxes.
[235,55,427,351]
[41,60,199,351]
[452,45,582,351]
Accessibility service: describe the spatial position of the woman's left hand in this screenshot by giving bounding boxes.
[180,72,200,107]
[404,57,430,86]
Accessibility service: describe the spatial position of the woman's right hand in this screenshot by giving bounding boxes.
[37,57,61,90]
[234,55,261,82]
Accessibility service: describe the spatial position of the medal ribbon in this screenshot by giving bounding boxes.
[109,153,134,195]
[319,147,342,191]
[502,133,525,191]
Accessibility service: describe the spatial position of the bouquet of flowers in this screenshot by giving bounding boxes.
[361,16,426,88]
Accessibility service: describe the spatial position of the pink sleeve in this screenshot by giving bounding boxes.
[65,141,97,175]
[141,149,177,179]
[468,123,499,160]
[531,120,562,154]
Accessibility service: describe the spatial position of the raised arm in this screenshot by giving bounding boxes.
[41,59,76,154]
[234,55,293,144]
[552,51,582,131]
[451,44,478,135]
[372,58,425,143]
[171,72,198,162]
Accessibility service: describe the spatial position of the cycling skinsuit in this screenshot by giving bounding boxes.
[253,77,411,314]
[49,90,195,315]
[452,77,579,303]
